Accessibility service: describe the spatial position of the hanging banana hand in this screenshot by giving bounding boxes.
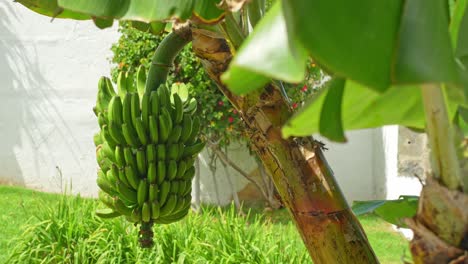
[93,67,204,248]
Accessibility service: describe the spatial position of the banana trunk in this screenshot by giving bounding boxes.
[191,28,378,264]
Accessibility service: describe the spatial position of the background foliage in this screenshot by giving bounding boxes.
[110,22,323,148]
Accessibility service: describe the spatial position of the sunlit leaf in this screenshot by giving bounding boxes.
[282,81,426,139]
[392,0,459,85]
[352,196,419,228]
[16,0,90,20]
[192,0,225,24]
[222,1,307,94]
[93,17,113,29]
[319,78,346,142]
[282,0,402,91]
[58,0,195,22]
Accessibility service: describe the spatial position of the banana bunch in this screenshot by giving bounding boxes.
[93,66,204,246]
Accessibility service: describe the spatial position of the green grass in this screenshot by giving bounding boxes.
[0,185,410,263]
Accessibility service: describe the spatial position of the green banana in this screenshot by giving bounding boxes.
[168,125,182,143]
[180,114,192,143]
[114,145,125,168]
[158,85,170,109]
[167,144,179,160]
[97,171,114,195]
[146,144,156,163]
[98,153,112,170]
[94,73,207,244]
[137,179,148,206]
[156,144,166,161]
[102,124,119,147]
[125,72,136,93]
[123,147,137,169]
[156,161,166,184]
[96,208,121,219]
[95,76,113,116]
[162,108,173,130]
[183,166,196,181]
[173,93,184,124]
[158,181,171,205]
[124,165,139,190]
[105,77,116,96]
[156,203,190,223]
[98,190,115,209]
[116,182,138,205]
[158,113,171,143]
[147,162,157,184]
[170,181,179,194]
[185,116,200,144]
[150,91,160,117]
[97,113,107,129]
[182,181,192,196]
[171,195,186,214]
[148,115,159,143]
[175,159,187,179]
[122,93,133,126]
[178,181,187,196]
[185,157,195,168]
[108,96,123,125]
[130,92,140,122]
[93,132,103,147]
[136,65,146,98]
[136,149,147,176]
[130,208,142,222]
[141,202,151,222]
[133,118,148,146]
[102,142,115,162]
[167,160,177,181]
[151,201,160,219]
[159,194,177,217]
[108,122,126,145]
[113,197,133,216]
[184,98,197,114]
[108,165,120,185]
[118,167,131,187]
[149,184,158,202]
[141,92,150,130]
[117,71,127,98]
[177,143,185,160]
[122,123,139,147]
[182,141,206,159]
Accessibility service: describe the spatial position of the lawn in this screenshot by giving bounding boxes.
[0,185,410,263]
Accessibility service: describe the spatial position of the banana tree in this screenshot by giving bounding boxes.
[15,0,468,263]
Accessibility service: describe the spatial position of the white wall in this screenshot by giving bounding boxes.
[0,1,119,196]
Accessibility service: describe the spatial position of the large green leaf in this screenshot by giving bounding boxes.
[352,196,419,227]
[18,0,224,24]
[57,0,194,22]
[392,0,458,85]
[282,0,403,92]
[319,78,346,142]
[282,80,426,138]
[16,0,90,20]
[193,0,225,24]
[455,2,468,57]
[222,1,308,94]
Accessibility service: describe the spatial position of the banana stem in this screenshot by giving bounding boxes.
[145,25,192,93]
[421,84,464,191]
[138,221,154,248]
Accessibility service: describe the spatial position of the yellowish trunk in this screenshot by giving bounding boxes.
[191,28,379,264]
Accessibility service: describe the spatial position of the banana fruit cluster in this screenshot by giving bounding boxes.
[93,67,204,230]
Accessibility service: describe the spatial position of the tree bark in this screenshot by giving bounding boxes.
[191,27,378,264]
